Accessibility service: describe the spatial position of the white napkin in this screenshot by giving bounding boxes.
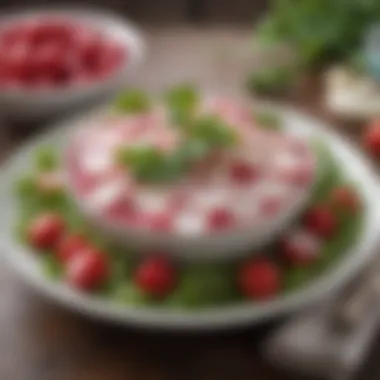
[263,302,380,380]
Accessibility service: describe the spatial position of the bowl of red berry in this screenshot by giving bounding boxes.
[63,86,318,260]
[0,8,145,121]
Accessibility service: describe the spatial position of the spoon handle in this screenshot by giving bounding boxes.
[329,253,380,333]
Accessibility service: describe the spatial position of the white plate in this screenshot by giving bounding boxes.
[1,104,380,330]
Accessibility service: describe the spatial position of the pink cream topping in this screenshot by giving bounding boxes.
[66,96,316,236]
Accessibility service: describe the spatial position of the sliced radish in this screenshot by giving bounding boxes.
[207,207,236,231]
[280,228,322,266]
[228,160,259,184]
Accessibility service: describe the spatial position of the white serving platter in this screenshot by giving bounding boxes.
[1,103,380,330]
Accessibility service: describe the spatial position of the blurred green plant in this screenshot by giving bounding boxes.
[257,0,380,67]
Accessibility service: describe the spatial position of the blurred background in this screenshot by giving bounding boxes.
[0,0,267,24]
[3,2,380,380]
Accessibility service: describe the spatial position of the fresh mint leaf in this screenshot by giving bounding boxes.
[115,90,151,113]
[117,145,167,182]
[15,175,37,198]
[178,139,211,162]
[165,84,199,112]
[34,146,58,171]
[189,116,238,147]
[117,145,161,167]
[117,145,188,183]
[247,66,296,94]
[165,84,199,128]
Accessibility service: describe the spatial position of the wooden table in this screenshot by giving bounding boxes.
[1,28,379,380]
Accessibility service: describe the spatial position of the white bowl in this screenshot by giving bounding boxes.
[0,7,146,122]
[63,107,317,261]
[1,103,380,330]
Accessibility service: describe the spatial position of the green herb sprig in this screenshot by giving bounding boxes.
[117,115,237,184]
[257,0,380,68]
[165,84,199,128]
[115,90,151,113]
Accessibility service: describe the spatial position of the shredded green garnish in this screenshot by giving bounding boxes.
[115,90,151,113]
[117,115,237,184]
[165,84,199,128]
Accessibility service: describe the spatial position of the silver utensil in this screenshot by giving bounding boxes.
[263,252,380,380]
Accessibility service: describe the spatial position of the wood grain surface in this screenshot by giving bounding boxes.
[0,27,379,380]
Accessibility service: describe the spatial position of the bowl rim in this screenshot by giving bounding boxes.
[0,6,146,100]
[2,101,380,330]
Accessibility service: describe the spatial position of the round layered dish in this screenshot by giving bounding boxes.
[11,91,366,312]
[64,87,317,257]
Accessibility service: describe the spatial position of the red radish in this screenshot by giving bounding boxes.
[0,23,34,46]
[96,42,126,76]
[303,205,338,238]
[280,229,321,266]
[106,196,135,222]
[363,120,380,157]
[207,208,235,231]
[29,21,74,47]
[330,186,361,213]
[147,212,173,232]
[238,258,281,300]
[3,41,32,82]
[66,248,108,291]
[135,256,176,297]
[27,212,65,250]
[228,161,258,184]
[281,162,313,185]
[56,234,88,264]
[31,43,65,72]
[260,195,283,217]
[78,39,103,72]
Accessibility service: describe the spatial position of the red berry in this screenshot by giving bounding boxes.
[106,196,135,222]
[29,21,74,48]
[303,205,338,238]
[229,161,258,184]
[78,39,103,71]
[56,234,88,264]
[32,43,64,72]
[3,41,32,82]
[260,195,283,217]
[330,186,361,213]
[0,23,34,46]
[135,256,176,298]
[96,42,125,76]
[280,229,321,266]
[207,208,235,231]
[66,248,108,291]
[364,120,380,157]
[27,212,65,250]
[238,258,281,300]
[147,212,173,232]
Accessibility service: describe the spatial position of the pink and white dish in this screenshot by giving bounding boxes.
[0,8,145,121]
[64,90,317,260]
